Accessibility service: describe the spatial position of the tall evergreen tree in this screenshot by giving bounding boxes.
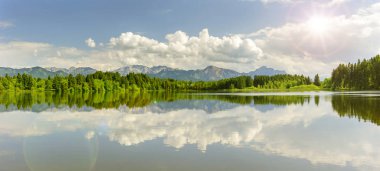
[314,74,321,86]
[331,55,380,90]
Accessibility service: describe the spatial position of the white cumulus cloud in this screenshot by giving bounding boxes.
[85,38,96,48]
[248,2,380,76]
[1,2,380,75]
[88,28,264,71]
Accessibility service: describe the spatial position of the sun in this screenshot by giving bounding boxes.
[307,15,330,35]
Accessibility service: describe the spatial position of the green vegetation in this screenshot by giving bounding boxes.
[2,90,379,126]
[314,74,321,86]
[253,74,312,89]
[2,55,380,92]
[0,91,311,111]
[0,72,188,92]
[288,84,321,91]
[331,55,380,90]
[332,95,380,125]
[0,71,324,92]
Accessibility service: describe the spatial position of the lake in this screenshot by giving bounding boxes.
[0,91,379,171]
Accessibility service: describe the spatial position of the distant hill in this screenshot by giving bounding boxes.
[0,65,286,80]
[151,66,241,81]
[246,66,286,77]
[45,67,97,75]
[0,67,66,78]
[114,65,175,75]
[0,67,96,78]
[149,65,285,81]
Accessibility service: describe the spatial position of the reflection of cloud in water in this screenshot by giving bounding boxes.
[107,108,262,151]
[0,107,262,151]
[252,101,380,169]
[153,100,241,113]
[0,98,379,169]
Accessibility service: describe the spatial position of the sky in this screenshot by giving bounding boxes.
[0,0,380,77]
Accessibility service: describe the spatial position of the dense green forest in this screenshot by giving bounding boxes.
[0,71,321,92]
[331,55,380,90]
[253,74,312,89]
[1,55,380,92]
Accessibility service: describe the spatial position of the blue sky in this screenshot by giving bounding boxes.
[0,0,288,46]
[1,0,380,76]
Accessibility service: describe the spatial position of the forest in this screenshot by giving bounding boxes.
[0,71,322,92]
[1,53,380,92]
[331,55,380,90]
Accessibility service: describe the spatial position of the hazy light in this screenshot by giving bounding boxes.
[307,15,330,35]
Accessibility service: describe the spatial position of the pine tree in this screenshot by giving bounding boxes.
[314,74,321,86]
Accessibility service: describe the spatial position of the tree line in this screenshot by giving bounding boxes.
[331,55,380,90]
[254,74,314,89]
[0,72,190,92]
[0,71,322,92]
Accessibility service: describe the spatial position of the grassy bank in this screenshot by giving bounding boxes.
[214,84,327,92]
[0,84,330,94]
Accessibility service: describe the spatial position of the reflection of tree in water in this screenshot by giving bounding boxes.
[332,95,380,125]
[314,96,320,106]
[0,91,310,111]
[253,96,310,106]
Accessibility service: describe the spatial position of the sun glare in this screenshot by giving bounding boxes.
[307,15,330,35]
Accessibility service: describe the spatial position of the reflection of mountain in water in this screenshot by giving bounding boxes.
[152,100,240,113]
[332,95,380,125]
[1,92,380,170]
[0,91,311,113]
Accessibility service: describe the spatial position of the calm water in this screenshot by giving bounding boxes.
[0,91,379,171]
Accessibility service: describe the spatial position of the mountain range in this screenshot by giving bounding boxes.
[0,65,286,81]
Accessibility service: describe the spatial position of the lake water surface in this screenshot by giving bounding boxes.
[0,91,379,171]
